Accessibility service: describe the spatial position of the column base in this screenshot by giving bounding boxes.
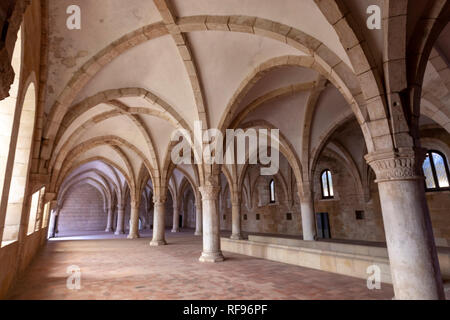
[127,233,140,239]
[171,228,180,233]
[150,239,167,246]
[114,230,125,235]
[194,231,202,236]
[230,234,243,240]
[105,228,113,232]
[199,251,225,263]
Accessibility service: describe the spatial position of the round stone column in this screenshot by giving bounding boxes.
[114,204,125,235]
[230,198,243,240]
[300,196,316,241]
[128,201,140,239]
[105,206,114,232]
[171,205,180,233]
[199,183,224,263]
[150,200,167,246]
[366,150,445,300]
[194,199,202,236]
[47,209,59,238]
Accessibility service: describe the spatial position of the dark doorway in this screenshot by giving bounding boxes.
[179,215,183,229]
[315,212,331,239]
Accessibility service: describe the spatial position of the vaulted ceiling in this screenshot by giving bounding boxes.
[39,0,449,200]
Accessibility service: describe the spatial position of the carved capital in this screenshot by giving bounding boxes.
[0,47,14,100]
[199,185,220,201]
[153,199,166,207]
[365,148,426,183]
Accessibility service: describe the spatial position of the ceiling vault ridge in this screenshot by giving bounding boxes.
[153,0,210,130]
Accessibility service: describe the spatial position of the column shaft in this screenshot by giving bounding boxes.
[194,200,202,236]
[367,150,444,300]
[171,206,180,232]
[105,207,113,232]
[150,201,166,246]
[377,179,444,299]
[199,184,224,263]
[128,202,140,239]
[114,205,125,235]
[300,197,316,241]
[47,210,57,238]
[230,201,243,240]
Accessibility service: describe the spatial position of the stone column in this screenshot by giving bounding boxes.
[199,182,224,263]
[114,204,125,235]
[230,195,243,240]
[366,150,445,300]
[150,200,167,246]
[105,206,114,232]
[194,198,202,236]
[47,208,58,238]
[128,200,140,239]
[300,195,316,241]
[171,205,180,233]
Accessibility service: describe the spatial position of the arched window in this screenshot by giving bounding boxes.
[269,179,275,203]
[0,27,22,210]
[2,82,37,246]
[423,150,450,191]
[321,170,334,199]
[27,187,45,235]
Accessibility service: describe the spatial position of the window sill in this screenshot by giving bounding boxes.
[1,240,18,249]
[318,198,338,202]
[425,189,450,194]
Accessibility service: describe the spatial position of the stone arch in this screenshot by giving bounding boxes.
[421,138,450,165]
[0,25,22,210]
[237,120,304,197]
[249,170,288,207]
[407,2,450,141]
[310,111,355,178]
[176,168,200,204]
[50,108,161,180]
[218,55,367,140]
[59,178,110,213]
[41,15,388,172]
[1,77,37,245]
[52,137,148,196]
[0,0,30,100]
[55,157,131,200]
[58,169,116,212]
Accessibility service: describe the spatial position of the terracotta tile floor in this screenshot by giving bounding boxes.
[7,230,395,300]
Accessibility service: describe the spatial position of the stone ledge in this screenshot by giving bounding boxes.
[222,237,450,284]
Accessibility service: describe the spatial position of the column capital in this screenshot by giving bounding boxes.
[297,181,313,201]
[365,148,426,183]
[199,180,221,200]
[153,199,166,207]
[130,200,140,209]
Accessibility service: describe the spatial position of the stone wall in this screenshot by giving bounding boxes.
[57,184,107,234]
[221,158,303,236]
[314,152,386,242]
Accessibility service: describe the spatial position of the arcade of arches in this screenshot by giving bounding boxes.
[0,0,450,300]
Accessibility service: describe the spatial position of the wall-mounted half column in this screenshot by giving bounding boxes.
[299,186,316,241]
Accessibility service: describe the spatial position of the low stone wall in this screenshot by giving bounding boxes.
[221,236,450,284]
[0,228,47,299]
